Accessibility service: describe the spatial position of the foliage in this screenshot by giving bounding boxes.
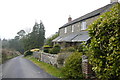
[43,45,52,53]
[17,30,26,37]
[24,50,33,57]
[76,44,84,52]
[61,47,76,52]
[49,44,61,54]
[62,52,83,79]
[2,49,20,63]
[2,37,24,53]
[43,49,49,53]
[45,32,59,46]
[67,47,76,52]
[30,48,40,52]
[57,52,72,68]
[43,45,51,48]
[87,3,120,80]
[22,21,45,51]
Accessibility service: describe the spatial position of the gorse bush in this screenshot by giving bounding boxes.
[43,45,52,53]
[62,52,83,79]
[24,50,33,57]
[87,3,120,80]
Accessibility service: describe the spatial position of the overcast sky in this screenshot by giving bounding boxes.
[0,0,118,39]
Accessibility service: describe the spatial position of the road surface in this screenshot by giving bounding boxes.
[0,55,57,79]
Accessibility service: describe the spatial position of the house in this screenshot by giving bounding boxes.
[52,0,119,48]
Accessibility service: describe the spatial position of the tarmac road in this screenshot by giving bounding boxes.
[1,55,56,79]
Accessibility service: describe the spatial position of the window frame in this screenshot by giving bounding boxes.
[65,27,67,33]
[81,21,87,30]
[72,25,74,32]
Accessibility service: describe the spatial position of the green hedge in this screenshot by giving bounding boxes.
[87,3,120,80]
[49,44,61,54]
[62,52,83,79]
[43,45,52,53]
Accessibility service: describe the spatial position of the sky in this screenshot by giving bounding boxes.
[0,0,118,39]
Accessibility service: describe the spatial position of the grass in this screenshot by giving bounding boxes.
[25,56,64,78]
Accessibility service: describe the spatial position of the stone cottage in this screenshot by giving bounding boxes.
[53,0,119,48]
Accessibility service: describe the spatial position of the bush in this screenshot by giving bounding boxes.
[24,50,33,57]
[67,47,76,52]
[43,49,49,53]
[57,52,72,68]
[76,44,84,52]
[87,3,120,80]
[61,47,76,52]
[62,52,83,79]
[43,45,52,53]
[49,44,61,54]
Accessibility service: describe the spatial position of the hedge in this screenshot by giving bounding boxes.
[87,3,120,80]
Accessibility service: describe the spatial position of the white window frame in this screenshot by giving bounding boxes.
[72,25,74,32]
[65,27,67,33]
[81,21,87,30]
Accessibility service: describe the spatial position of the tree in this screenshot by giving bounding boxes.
[17,30,26,37]
[22,21,45,50]
[45,32,59,46]
[87,3,120,80]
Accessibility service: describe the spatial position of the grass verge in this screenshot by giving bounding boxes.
[25,56,64,78]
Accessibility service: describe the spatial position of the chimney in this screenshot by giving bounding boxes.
[111,0,118,3]
[68,15,72,22]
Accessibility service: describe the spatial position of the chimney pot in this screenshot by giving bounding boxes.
[68,15,72,22]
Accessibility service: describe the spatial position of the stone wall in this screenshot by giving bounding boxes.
[34,51,59,67]
[33,52,96,79]
[33,51,41,60]
[40,52,58,67]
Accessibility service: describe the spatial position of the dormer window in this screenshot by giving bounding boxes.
[81,21,87,30]
[72,25,74,32]
[65,27,67,33]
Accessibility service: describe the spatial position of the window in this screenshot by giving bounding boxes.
[72,25,74,32]
[65,27,67,33]
[81,21,87,30]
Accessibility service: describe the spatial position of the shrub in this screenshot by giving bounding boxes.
[61,47,76,52]
[43,49,49,53]
[24,50,33,57]
[87,3,120,80]
[43,45,52,53]
[76,44,84,52]
[62,52,83,79]
[57,52,72,68]
[49,44,61,54]
[67,47,76,52]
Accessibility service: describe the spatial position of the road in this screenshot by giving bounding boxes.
[0,55,57,79]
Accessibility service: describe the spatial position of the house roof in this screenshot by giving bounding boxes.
[52,31,90,42]
[59,2,116,29]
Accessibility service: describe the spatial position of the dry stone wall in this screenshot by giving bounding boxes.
[33,51,58,67]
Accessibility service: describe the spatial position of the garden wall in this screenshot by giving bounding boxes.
[33,52,58,67]
[33,52,94,79]
[41,52,58,67]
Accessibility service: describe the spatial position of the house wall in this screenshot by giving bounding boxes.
[59,15,100,36]
[85,15,99,26]
[59,3,113,39]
